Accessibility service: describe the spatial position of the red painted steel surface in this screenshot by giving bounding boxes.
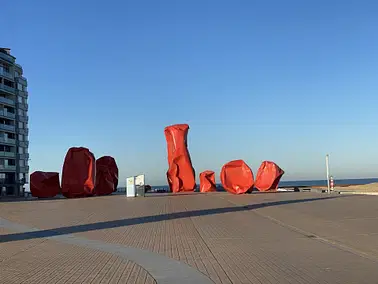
[200,170,216,192]
[220,160,254,194]
[61,147,96,198]
[164,124,196,193]
[30,171,60,198]
[255,161,284,191]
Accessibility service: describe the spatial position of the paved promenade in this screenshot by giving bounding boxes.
[1,192,378,283]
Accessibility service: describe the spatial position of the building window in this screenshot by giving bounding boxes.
[4,79,14,88]
[8,159,15,166]
[18,109,24,116]
[17,83,23,91]
[0,173,5,179]
[18,96,23,104]
[15,71,20,78]
[18,134,23,141]
[18,122,23,129]
[18,147,24,154]
[19,160,24,167]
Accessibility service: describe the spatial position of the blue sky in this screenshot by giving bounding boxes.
[2,0,378,185]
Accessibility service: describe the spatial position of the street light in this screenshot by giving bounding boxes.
[326,154,330,193]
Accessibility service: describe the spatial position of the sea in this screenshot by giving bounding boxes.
[117,178,378,192]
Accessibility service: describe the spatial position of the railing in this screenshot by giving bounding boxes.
[0,137,16,144]
[0,52,15,63]
[0,110,15,119]
[18,153,29,159]
[18,103,28,110]
[0,70,14,80]
[18,115,28,122]
[0,151,16,158]
[0,85,15,94]
[0,96,15,105]
[19,166,29,173]
[0,165,16,171]
[18,141,28,147]
[0,124,15,131]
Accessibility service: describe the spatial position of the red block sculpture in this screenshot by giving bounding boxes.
[95,156,119,196]
[164,124,196,193]
[30,171,61,198]
[255,161,284,191]
[61,147,96,198]
[200,170,216,192]
[220,160,254,194]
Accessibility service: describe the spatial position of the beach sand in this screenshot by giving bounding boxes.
[335,182,378,192]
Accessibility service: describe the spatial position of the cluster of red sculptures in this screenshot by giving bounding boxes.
[165,124,285,195]
[30,147,119,198]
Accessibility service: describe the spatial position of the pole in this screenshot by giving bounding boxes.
[326,154,330,193]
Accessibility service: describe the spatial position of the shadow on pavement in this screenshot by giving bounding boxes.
[0,195,347,243]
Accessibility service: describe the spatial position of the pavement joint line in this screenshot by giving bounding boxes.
[218,195,378,264]
[0,217,214,284]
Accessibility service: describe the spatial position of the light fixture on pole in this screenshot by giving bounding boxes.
[326,154,330,193]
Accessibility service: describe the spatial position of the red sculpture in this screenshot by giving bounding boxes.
[61,147,96,198]
[200,170,216,192]
[220,160,254,194]
[95,156,119,196]
[255,161,284,191]
[30,171,61,198]
[164,124,196,193]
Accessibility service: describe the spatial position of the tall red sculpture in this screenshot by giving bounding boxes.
[164,124,196,193]
[220,160,254,194]
[61,147,96,198]
[255,161,284,191]
[30,171,61,198]
[95,156,119,196]
[200,170,216,192]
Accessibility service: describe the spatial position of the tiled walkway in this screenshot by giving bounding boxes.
[1,192,378,283]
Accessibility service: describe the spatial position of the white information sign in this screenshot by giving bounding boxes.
[126,176,136,197]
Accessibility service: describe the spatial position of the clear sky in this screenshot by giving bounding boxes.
[2,0,378,185]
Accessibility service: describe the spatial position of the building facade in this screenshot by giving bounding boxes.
[0,48,29,197]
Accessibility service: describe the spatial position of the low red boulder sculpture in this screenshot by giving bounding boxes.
[61,147,96,198]
[30,171,61,198]
[165,124,196,193]
[220,160,254,194]
[200,170,216,192]
[95,156,119,195]
[255,161,284,191]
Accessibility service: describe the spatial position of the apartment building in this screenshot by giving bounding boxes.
[0,48,29,197]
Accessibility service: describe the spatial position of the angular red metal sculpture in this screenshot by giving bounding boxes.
[220,160,254,194]
[164,124,196,193]
[200,170,216,192]
[61,147,96,198]
[255,161,284,191]
[95,156,119,196]
[30,171,61,198]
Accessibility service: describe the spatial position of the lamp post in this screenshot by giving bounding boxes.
[326,154,330,193]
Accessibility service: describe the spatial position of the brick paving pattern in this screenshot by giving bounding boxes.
[1,192,378,283]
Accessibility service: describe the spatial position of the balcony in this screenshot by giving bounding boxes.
[0,124,15,132]
[16,90,28,98]
[0,96,15,106]
[16,76,27,85]
[18,141,28,148]
[18,115,28,122]
[19,166,29,173]
[0,52,15,63]
[0,165,16,171]
[0,110,15,119]
[18,153,29,160]
[18,128,28,135]
[0,70,14,80]
[0,137,16,145]
[0,151,16,158]
[18,103,28,110]
[0,84,15,94]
